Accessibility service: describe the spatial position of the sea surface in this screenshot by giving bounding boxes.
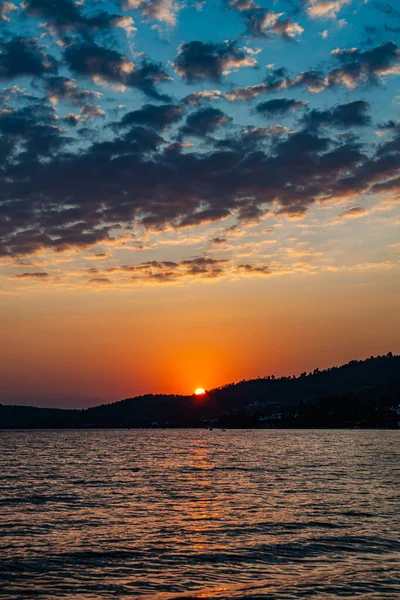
[0,429,399,599]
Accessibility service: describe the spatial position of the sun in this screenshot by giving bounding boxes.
[194,388,205,395]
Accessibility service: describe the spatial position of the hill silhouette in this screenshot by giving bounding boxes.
[1,353,399,428]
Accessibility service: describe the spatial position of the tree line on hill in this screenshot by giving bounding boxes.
[0,353,399,429]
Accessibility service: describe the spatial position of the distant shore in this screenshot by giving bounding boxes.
[1,354,399,430]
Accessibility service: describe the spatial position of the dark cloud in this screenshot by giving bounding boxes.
[127,61,172,101]
[64,42,134,84]
[118,104,184,131]
[328,41,400,87]
[225,67,314,101]
[80,103,105,119]
[256,98,307,116]
[180,107,232,137]
[378,119,400,132]
[89,125,165,156]
[228,1,303,40]
[88,277,112,285]
[237,264,270,274]
[226,42,400,101]
[0,85,38,105]
[216,124,288,152]
[244,125,288,139]
[92,255,276,283]
[107,257,230,283]
[44,76,101,105]
[338,206,367,219]
[302,101,371,129]
[64,43,171,100]
[0,119,398,257]
[373,2,400,20]
[290,70,327,93]
[63,113,81,126]
[177,207,233,227]
[275,130,331,156]
[25,0,128,38]
[0,103,69,159]
[0,37,58,81]
[62,103,105,126]
[174,40,256,83]
[15,271,49,278]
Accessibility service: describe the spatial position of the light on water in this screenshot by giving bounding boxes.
[0,430,399,599]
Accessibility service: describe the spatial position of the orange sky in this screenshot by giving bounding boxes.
[1,266,399,407]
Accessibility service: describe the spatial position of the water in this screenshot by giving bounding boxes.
[0,430,399,599]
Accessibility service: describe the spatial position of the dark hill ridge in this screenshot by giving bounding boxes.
[1,353,399,428]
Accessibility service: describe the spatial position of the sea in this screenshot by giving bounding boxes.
[0,429,399,599]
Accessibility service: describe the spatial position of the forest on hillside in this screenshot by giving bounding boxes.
[1,353,399,428]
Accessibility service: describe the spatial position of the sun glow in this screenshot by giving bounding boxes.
[194,388,206,395]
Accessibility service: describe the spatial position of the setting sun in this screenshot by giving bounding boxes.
[194,388,205,395]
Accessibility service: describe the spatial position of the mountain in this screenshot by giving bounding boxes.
[1,353,399,428]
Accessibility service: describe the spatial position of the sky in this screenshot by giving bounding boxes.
[0,0,399,407]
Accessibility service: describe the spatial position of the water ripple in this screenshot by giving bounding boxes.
[0,429,399,599]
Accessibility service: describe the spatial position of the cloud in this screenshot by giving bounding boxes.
[306,0,350,20]
[124,0,179,25]
[0,103,69,159]
[15,271,49,278]
[117,103,184,131]
[289,70,328,93]
[80,103,105,119]
[63,113,81,126]
[378,119,400,133]
[302,100,371,128]
[1,112,399,257]
[88,277,112,285]
[329,41,400,87]
[256,98,307,116]
[0,1,17,22]
[225,67,323,101]
[372,2,400,21]
[215,124,288,152]
[0,0,398,285]
[180,107,232,136]
[107,256,231,283]
[24,0,133,38]
[237,263,270,274]
[183,89,223,105]
[44,76,101,105]
[89,125,165,155]
[64,42,134,84]
[225,42,400,101]
[174,40,257,83]
[64,42,171,99]
[243,125,288,138]
[228,1,303,40]
[127,61,172,100]
[0,37,58,81]
[244,10,303,39]
[210,237,227,245]
[338,206,368,218]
